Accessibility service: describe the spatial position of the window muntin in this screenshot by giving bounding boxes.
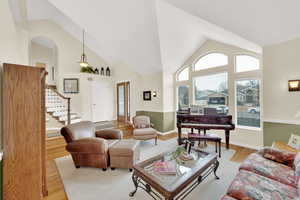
[177,67,189,81]
[194,53,228,71]
[236,55,260,73]
[194,72,229,114]
[178,85,189,110]
[236,79,260,128]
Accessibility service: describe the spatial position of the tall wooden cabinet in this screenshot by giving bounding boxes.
[3,63,47,200]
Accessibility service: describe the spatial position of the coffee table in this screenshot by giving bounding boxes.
[129,148,219,200]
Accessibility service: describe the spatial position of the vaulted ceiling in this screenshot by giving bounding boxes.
[165,0,300,46]
[20,0,300,74]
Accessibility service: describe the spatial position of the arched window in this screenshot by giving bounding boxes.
[235,55,260,73]
[194,53,228,71]
[177,67,189,81]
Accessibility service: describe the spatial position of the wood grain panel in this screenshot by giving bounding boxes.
[3,63,46,200]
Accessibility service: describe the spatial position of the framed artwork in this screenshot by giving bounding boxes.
[143,91,151,101]
[63,78,79,93]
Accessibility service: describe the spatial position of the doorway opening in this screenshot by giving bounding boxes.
[117,82,130,122]
[29,36,58,86]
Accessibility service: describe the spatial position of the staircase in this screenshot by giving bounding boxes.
[46,87,82,128]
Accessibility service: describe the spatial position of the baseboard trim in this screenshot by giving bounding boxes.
[264,119,300,125]
[229,141,261,150]
[157,129,262,150]
[157,129,176,135]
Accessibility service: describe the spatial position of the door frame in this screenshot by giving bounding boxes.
[117,82,130,122]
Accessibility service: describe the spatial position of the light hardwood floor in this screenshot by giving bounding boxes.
[44,123,256,200]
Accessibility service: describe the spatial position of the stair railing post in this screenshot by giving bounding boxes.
[67,98,71,125]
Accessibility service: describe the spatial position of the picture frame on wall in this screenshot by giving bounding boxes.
[143,91,151,101]
[63,78,79,93]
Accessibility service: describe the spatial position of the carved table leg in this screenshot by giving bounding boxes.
[214,160,220,180]
[129,173,139,197]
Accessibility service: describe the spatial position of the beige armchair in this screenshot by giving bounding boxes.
[133,116,158,145]
[61,121,123,171]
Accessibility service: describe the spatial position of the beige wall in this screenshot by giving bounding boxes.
[139,72,164,112]
[176,40,263,149]
[162,72,175,112]
[113,61,142,119]
[263,38,300,124]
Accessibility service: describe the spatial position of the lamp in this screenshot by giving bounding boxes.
[79,29,89,67]
[153,91,157,97]
[288,80,300,92]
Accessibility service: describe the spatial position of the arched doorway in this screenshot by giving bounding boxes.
[29,36,58,86]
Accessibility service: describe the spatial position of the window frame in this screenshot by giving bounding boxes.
[234,54,260,73]
[176,67,190,82]
[234,78,262,131]
[193,52,229,72]
[176,85,190,110]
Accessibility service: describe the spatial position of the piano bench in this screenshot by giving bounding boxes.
[188,133,221,158]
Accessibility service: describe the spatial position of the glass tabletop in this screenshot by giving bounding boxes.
[134,147,217,191]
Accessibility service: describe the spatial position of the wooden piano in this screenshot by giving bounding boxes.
[177,113,235,149]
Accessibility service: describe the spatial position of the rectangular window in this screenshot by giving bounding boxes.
[236,79,260,128]
[178,85,189,110]
[194,73,228,114]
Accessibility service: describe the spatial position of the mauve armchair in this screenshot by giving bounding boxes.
[133,116,158,145]
[61,121,123,171]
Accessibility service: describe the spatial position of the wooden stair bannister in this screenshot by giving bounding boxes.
[46,85,71,125]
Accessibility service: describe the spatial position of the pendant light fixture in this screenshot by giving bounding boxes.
[79,29,89,67]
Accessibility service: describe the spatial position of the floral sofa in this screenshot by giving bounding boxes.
[221,147,300,200]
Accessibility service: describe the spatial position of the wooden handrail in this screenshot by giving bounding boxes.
[46,85,71,125]
[46,85,70,100]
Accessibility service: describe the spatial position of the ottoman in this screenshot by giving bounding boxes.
[109,140,140,171]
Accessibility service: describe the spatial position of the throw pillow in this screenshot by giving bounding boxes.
[288,134,300,149]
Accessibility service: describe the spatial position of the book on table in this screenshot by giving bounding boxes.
[153,161,177,175]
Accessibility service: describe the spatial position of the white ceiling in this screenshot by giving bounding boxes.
[24,0,299,74]
[164,0,300,46]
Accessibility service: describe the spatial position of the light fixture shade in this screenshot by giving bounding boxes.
[79,29,89,68]
[79,53,89,67]
[288,80,300,92]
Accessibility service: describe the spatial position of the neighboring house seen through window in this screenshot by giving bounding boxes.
[178,85,189,110]
[194,73,229,114]
[236,79,260,128]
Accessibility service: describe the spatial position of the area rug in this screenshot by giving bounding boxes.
[55,139,240,200]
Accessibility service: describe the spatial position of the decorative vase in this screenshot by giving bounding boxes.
[106,67,110,76]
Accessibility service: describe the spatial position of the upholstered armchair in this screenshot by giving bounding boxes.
[133,116,158,145]
[61,121,123,171]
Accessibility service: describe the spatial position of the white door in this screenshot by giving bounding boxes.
[91,80,114,122]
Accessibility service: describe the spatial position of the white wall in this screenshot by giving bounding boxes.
[0,0,29,65]
[30,42,56,85]
[263,38,300,124]
[28,20,112,114]
[28,20,109,88]
[0,0,30,146]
